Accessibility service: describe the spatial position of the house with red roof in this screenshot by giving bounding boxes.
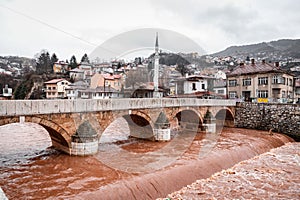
[227,59,294,103]
[90,73,123,92]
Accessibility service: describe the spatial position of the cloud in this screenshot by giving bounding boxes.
[0,0,299,59]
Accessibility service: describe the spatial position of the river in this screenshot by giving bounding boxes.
[0,118,293,199]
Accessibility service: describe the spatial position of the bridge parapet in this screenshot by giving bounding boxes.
[0,98,236,117]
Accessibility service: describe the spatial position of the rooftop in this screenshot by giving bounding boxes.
[227,60,282,76]
[44,79,66,84]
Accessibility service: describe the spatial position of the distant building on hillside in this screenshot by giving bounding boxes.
[69,68,85,82]
[294,77,300,103]
[227,59,294,103]
[90,73,123,92]
[53,61,69,74]
[2,84,12,99]
[44,79,70,99]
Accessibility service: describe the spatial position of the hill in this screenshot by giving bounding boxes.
[212,39,300,60]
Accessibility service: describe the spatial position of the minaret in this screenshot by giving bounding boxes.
[153,32,160,98]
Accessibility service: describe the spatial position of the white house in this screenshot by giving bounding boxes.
[175,75,213,95]
[44,79,71,99]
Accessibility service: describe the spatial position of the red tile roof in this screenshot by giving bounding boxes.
[227,62,281,76]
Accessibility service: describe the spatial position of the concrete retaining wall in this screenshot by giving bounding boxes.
[0,98,236,117]
[235,102,300,140]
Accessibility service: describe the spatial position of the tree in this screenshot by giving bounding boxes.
[36,50,51,74]
[81,53,90,63]
[69,55,78,69]
[125,67,149,89]
[50,53,59,67]
[176,64,190,76]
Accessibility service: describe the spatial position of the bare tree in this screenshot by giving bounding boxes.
[125,67,149,89]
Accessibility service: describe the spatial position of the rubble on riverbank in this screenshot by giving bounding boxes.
[160,142,300,200]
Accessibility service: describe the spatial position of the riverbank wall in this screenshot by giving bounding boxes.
[235,102,300,141]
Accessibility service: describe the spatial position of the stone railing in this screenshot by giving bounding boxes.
[0,98,236,116]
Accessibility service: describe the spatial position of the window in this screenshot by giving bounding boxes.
[258,77,268,85]
[217,90,224,94]
[257,90,268,98]
[192,83,196,90]
[48,87,51,90]
[282,90,286,98]
[289,79,293,86]
[52,87,56,90]
[229,80,237,87]
[242,78,251,86]
[229,91,237,99]
[202,84,205,90]
[272,75,285,84]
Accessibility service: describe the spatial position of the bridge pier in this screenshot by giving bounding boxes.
[70,120,99,156]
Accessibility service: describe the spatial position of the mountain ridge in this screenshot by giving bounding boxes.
[211,39,300,59]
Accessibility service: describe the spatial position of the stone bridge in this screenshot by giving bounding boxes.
[0,98,236,155]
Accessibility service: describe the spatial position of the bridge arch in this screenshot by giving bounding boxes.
[123,113,154,140]
[99,110,155,140]
[172,108,203,131]
[0,116,71,154]
[215,108,235,127]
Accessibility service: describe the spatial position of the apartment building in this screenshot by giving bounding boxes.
[227,59,294,103]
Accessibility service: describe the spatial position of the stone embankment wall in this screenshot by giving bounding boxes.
[235,102,300,140]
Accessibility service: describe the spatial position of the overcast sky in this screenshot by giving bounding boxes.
[0,0,299,61]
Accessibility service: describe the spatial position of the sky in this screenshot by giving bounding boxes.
[0,0,299,61]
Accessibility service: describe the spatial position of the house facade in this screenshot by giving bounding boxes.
[175,75,213,95]
[90,73,123,92]
[44,79,71,99]
[227,59,294,103]
[53,61,69,74]
[295,77,300,103]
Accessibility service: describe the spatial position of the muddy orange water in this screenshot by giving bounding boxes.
[0,119,293,200]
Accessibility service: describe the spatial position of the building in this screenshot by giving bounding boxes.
[213,79,227,97]
[53,61,69,74]
[294,77,300,103]
[174,75,214,95]
[2,84,12,99]
[90,73,123,92]
[69,68,85,82]
[44,79,71,99]
[78,62,94,80]
[227,59,294,103]
[79,86,120,99]
[65,81,89,99]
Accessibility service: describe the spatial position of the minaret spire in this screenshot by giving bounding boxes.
[155,32,159,55]
[153,32,160,98]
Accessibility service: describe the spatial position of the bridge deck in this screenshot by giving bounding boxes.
[0,98,236,117]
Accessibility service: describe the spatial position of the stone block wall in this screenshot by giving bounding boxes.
[235,102,300,140]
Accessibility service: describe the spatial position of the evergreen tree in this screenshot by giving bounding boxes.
[81,53,90,63]
[69,55,78,69]
[50,53,59,67]
[36,50,51,74]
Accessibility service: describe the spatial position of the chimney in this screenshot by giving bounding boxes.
[239,62,244,67]
[262,59,265,64]
[275,62,280,68]
[251,58,255,65]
